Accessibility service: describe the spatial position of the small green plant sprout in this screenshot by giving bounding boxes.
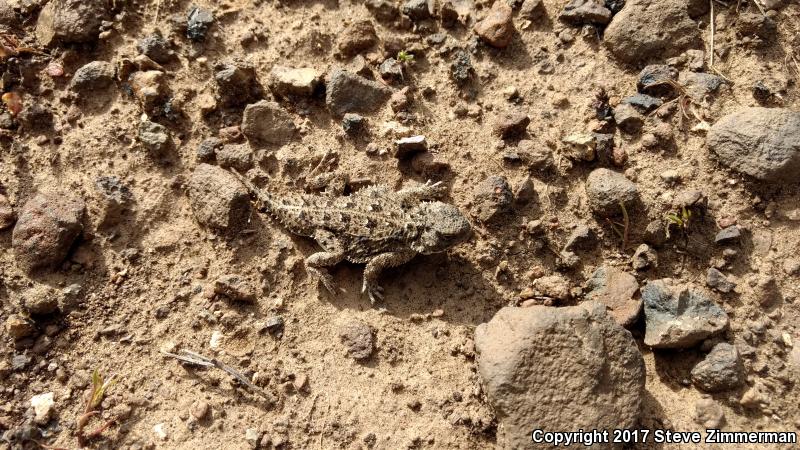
[396,50,415,64]
[665,206,692,239]
[76,368,119,445]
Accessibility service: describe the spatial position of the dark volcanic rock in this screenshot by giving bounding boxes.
[69,61,116,93]
[187,6,214,41]
[326,69,392,116]
[214,60,263,108]
[12,192,86,272]
[637,64,679,96]
[621,94,663,113]
[691,343,744,392]
[642,279,729,349]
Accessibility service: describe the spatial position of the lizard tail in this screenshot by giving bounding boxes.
[229,168,276,212]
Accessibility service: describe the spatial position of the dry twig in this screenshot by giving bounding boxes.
[161,349,269,399]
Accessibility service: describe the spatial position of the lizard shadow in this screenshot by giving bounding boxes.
[322,251,505,326]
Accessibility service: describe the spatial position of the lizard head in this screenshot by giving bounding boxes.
[411,201,471,254]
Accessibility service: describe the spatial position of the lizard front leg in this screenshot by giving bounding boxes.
[306,230,345,294]
[362,251,417,304]
[396,180,446,206]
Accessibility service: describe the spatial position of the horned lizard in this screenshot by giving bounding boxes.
[233,171,471,303]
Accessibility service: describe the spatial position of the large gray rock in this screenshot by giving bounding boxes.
[326,69,392,116]
[585,168,638,216]
[691,342,744,392]
[475,303,645,449]
[604,0,702,64]
[707,108,800,182]
[12,192,86,272]
[187,164,251,232]
[642,279,729,349]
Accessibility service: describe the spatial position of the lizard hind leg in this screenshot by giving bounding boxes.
[306,250,345,294]
[361,251,417,304]
[306,230,346,295]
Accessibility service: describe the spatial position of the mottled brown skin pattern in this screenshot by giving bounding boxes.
[233,172,472,303]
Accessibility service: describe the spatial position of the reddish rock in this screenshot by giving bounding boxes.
[474,1,514,48]
[12,192,86,272]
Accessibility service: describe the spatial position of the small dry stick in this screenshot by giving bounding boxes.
[709,0,715,68]
[161,349,268,399]
[619,201,630,252]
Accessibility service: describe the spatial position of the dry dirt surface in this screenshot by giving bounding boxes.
[1,0,800,449]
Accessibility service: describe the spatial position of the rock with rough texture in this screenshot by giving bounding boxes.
[631,243,657,270]
[138,120,172,156]
[604,0,702,64]
[642,279,729,349]
[637,64,679,96]
[6,314,36,340]
[402,0,434,20]
[679,71,726,99]
[241,101,296,145]
[613,103,644,133]
[691,342,744,392]
[475,303,645,449]
[94,176,133,228]
[0,193,14,230]
[129,71,168,115]
[69,61,115,93]
[337,20,378,56]
[585,266,642,327]
[216,144,253,171]
[214,275,256,303]
[473,1,514,48]
[214,60,262,108]
[707,108,800,182]
[326,69,392,116]
[471,176,513,222]
[269,66,319,97]
[621,94,663,114]
[339,321,375,360]
[493,111,530,138]
[137,34,172,64]
[187,6,214,41]
[559,0,612,25]
[585,168,639,216]
[706,268,736,293]
[12,192,85,272]
[36,0,106,46]
[187,164,250,232]
[30,392,54,425]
